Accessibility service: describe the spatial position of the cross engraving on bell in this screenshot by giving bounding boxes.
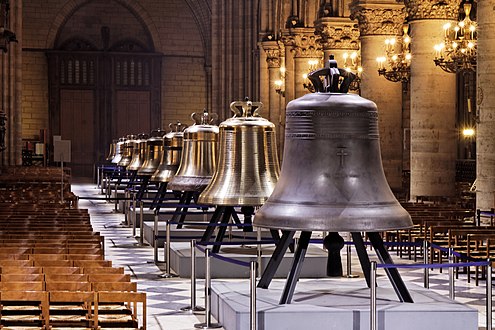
[336,147,348,167]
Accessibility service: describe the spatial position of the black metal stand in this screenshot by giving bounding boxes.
[258,230,413,304]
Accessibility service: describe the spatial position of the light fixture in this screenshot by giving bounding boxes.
[376,24,411,83]
[433,2,476,73]
[342,52,363,93]
[462,128,475,137]
[302,59,321,92]
[274,66,286,97]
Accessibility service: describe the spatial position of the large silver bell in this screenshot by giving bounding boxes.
[254,82,412,232]
[110,137,126,164]
[150,122,187,183]
[118,134,137,167]
[168,110,219,192]
[127,133,149,171]
[198,99,280,206]
[137,129,166,176]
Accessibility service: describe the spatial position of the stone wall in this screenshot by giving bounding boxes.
[21,0,207,140]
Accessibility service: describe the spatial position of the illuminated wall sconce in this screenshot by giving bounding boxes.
[376,24,411,84]
[302,59,321,92]
[274,66,286,97]
[342,52,363,93]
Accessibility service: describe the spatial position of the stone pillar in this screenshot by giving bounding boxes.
[404,0,461,199]
[350,1,405,191]
[476,0,495,209]
[314,17,360,65]
[261,40,285,158]
[283,28,323,99]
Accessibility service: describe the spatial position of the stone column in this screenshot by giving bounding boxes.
[314,17,360,66]
[261,40,285,158]
[476,0,495,209]
[350,1,405,191]
[283,28,323,99]
[404,0,461,199]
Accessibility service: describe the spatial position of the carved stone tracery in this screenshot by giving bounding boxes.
[350,7,405,36]
[404,0,462,20]
[315,19,360,51]
[261,40,282,68]
[282,29,322,58]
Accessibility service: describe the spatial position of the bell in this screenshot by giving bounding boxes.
[253,65,412,232]
[137,129,166,176]
[106,139,117,161]
[118,134,137,167]
[127,133,149,171]
[110,137,126,164]
[150,122,187,183]
[168,110,219,192]
[198,99,280,206]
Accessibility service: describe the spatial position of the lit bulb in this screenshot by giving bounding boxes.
[302,73,308,79]
[463,128,475,137]
[343,53,349,59]
[443,23,451,30]
[403,36,411,44]
[392,55,398,61]
[452,42,458,49]
[357,67,363,73]
[405,53,412,61]
[350,52,357,60]
[280,67,286,74]
[274,80,283,87]
[468,42,475,49]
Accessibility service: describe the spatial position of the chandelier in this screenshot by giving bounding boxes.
[376,24,411,83]
[433,3,476,73]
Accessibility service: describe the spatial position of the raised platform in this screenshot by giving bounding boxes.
[211,278,478,330]
[169,242,329,278]
[141,220,272,247]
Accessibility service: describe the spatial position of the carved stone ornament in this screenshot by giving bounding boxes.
[261,40,282,68]
[404,0,462,20]
[315,18,360,51]
[282,29,322,58]
[350,6,405,36]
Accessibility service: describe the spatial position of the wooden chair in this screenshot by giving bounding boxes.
[44,273,89,283]
[96,291,146,330]
[1,266,42,274]
[1,273,44,282]
[0,290,49,329]
[41,266,83,275]
[88,274,131,283]
[83,266,125,275]
[48,290,96,329]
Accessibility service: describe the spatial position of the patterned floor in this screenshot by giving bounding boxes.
[72,181,493,330]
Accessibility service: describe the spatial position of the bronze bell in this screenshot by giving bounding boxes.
[168,110,219,192]
[151,122,187,183]
[118,134,137,167]
[253,63,412,232]
[198,99,280,206]
[110,137,126,164]
[127,133,149,171]
[106,139,117,161]
[137,129,166,176]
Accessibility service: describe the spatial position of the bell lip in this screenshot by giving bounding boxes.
[197,196,266,207]
[253,223,414,232]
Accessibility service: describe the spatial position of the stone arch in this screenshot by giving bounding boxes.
[45,0,162,51]
[184,0,212,65]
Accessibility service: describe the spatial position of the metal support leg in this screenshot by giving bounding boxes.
[212,207,234,253]
[367,232,413,303]
[201,206,224,242]
[258,231,295,289]
[279,231,312,304]
[352,232,372,288]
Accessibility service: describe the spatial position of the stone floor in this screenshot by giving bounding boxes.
[72,180,494,330]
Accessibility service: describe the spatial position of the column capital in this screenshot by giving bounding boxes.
[349,2,405,36]
[403,0,462,21]
[282,28,322,58]
[261,40,283,68]
[314,17,360,51]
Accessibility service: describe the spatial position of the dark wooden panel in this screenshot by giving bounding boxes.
[60,89,95,177]
[115,90,151,137]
